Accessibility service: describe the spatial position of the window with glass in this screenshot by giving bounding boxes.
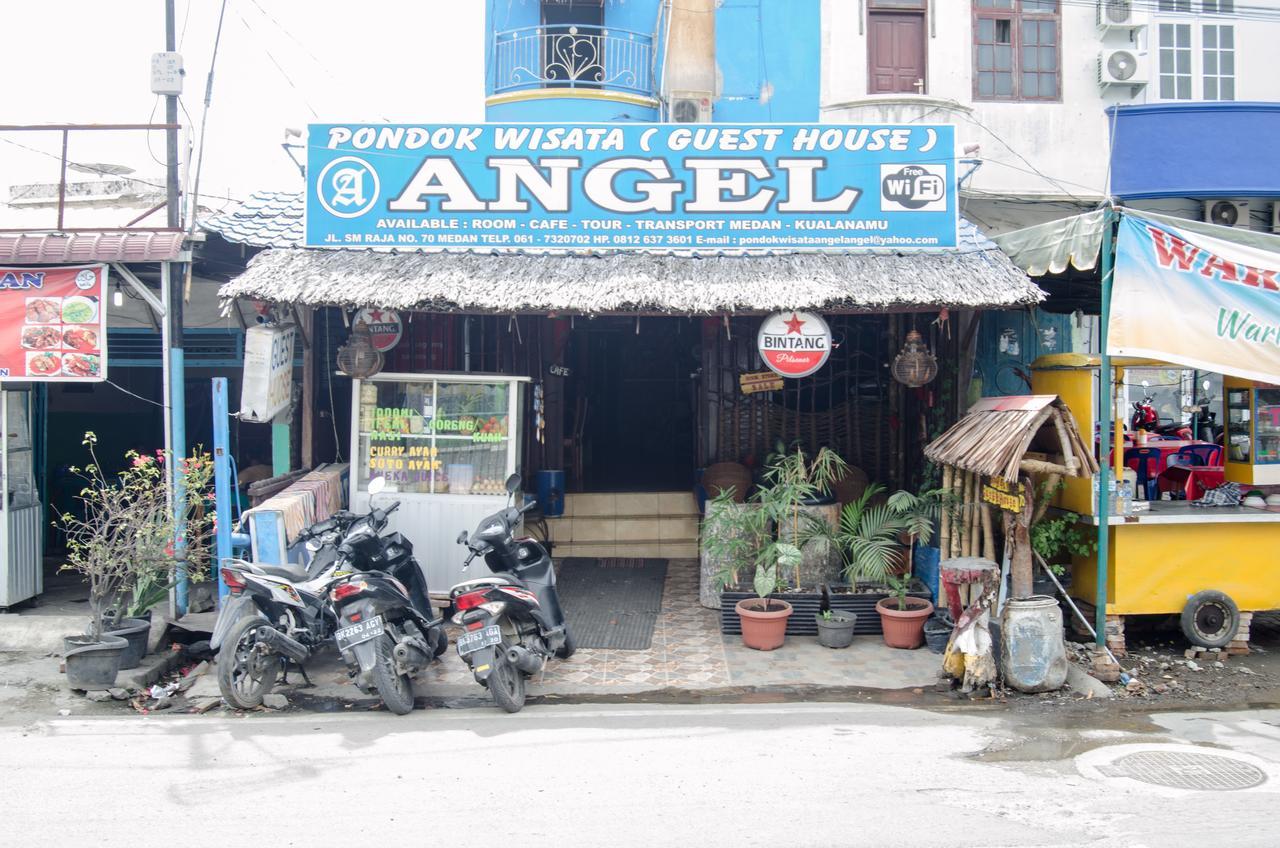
[973,0,1060,101]
[1227,387,1252,464]
[1202,24,1235,100]
[1254,389,1280,465]
[1159,23,1193,100]
[3,391,37,509]
[356,378,517,496]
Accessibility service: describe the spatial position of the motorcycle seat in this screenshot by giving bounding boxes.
[250,561,309,582]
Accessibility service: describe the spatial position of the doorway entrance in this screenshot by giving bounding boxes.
[568,318,698,492]
[867,2,927,94]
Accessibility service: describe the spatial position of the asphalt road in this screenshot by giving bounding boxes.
[4,702,1279,848]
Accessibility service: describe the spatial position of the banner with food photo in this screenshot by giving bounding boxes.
[0,264,108,382]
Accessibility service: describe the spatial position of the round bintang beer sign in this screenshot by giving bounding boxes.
[757,311,832,378]
[352,307,403,353]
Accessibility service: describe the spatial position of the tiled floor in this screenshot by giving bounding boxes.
[416,558,938,695]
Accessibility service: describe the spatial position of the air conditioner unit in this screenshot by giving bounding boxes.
[1098,49,1149,87]
[669,91,713,123]
[1204,200,1251,229]
[1096,0,1149,31]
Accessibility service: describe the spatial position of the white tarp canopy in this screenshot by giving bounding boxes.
[993,208,1280,277]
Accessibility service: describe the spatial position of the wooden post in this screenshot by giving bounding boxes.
[981,501,996,561]
[1011,477,1035,599]
[299,305,314,469]
[939,464,953,559]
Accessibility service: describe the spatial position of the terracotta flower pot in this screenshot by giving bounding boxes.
[735,598,793,651]
[876,596,935,649]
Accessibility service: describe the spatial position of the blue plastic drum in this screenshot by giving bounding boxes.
[536,469,565,517]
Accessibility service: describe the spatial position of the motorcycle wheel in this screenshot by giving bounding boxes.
[489,644,527,714]
[217,616,278,709]
[555,623,577,659]
[431,626,448,659]
[371,633,416,716]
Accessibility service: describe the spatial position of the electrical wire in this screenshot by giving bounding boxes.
[0,136,244,204]
[185,0,231,248]
[233,9,320,119]
[105,379,168,410]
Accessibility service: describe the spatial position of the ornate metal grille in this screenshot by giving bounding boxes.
[492,25,654,96]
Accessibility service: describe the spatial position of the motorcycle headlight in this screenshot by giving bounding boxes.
[478,520,506,538]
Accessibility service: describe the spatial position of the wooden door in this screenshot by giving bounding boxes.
[868,12,926,94]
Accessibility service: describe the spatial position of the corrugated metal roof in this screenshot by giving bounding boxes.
[200,191,303,249]
[0,231,186,263]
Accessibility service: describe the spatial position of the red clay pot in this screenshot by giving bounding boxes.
[876,596,935,649]
[735,598,793,651]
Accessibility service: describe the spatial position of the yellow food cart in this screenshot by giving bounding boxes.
[1032,354,1280,656]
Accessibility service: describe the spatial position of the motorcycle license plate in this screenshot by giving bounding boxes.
[334,616,384,652]
[456,625,502,657]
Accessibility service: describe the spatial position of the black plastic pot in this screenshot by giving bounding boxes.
[923,611,955,655]
[105,617,150,670]
[64,634,128,690]
[815,610,857,648]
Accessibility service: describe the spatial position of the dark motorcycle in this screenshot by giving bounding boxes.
[327,477,447,715]
[449,474,575,713]
[211,512,359,709]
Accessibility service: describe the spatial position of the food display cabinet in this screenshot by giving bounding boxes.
[349,372,529,597]
[1224,376,1280,486]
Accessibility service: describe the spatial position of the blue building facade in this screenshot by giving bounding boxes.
[484,0,819,124]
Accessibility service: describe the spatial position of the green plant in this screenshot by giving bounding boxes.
[703,447,849,597]
[814,484,955,591]
[55,433,215,638]
[1030,479,1095,577]
[884,571,913,611]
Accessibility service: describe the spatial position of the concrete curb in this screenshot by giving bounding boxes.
[0,615,87,653]
[122,649,185,692]
[1066,662,1115,699]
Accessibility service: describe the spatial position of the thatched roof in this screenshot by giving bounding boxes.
[207,191,1043,314]
[924,395,1098,483]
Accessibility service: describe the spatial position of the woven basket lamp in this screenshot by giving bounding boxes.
[891,329,938,387]
[337,320,384,379]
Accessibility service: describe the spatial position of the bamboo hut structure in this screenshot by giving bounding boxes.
[924,395,1098,598]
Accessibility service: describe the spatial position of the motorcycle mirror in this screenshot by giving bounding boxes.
[1141,380,1150,388]
[1203,379,1212,392]
[456,530,469,545]
[368,476,387,496]
[505,473,521,494]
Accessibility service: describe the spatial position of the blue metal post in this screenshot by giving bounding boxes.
[212,378,233,602]
[171,346,188,614]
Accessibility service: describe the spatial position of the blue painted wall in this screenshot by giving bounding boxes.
[1109,103,1280,200]
[485,0,821,124]
[714,0,820,123]
[486,0,664,123]
[974,309,1078,399]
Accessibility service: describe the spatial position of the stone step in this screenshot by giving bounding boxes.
[545,515,700,544]
[560,492,698,518]
[552,541,698,559]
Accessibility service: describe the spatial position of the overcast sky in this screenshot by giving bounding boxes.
[2,1,485,211]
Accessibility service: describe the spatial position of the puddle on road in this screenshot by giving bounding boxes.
[972,713,1164,763]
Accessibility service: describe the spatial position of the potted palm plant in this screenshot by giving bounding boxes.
[824,483,943,649]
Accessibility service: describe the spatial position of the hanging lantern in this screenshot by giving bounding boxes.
[336,319,384,379]
[891,329,938,387]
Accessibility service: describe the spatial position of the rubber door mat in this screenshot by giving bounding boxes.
[556,558,668,650]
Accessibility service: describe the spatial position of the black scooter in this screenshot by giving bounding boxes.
[328,477,447,715]
[450,474,575,713]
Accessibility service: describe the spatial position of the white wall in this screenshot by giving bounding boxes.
[818,0,1275,214]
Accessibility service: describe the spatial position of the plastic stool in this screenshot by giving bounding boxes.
[940,557,1000,622]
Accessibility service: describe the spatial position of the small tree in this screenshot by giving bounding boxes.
[56,433,214,640]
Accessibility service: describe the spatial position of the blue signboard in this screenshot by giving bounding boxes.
[305,124,957,251]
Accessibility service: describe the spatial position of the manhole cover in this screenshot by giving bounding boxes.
[1097,750,1267,791]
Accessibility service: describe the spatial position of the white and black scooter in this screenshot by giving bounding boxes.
[449,475,576,713]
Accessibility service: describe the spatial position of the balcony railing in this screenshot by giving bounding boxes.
[491,25,655,97]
